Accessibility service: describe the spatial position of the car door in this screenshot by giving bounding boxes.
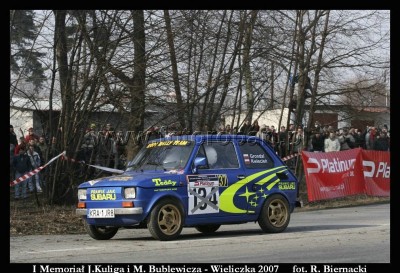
[237,139,288,214]
[186,141,248,221]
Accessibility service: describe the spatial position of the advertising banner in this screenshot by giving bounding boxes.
[361,150,390,196]
[302,148,389,201]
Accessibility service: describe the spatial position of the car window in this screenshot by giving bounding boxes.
[238,142,275,169]
[197,142,239,169]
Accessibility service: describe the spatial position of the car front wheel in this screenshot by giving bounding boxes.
[147,198,183,241]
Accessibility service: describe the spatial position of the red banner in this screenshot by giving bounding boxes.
[302,148,390,202]
[361,149,390,196]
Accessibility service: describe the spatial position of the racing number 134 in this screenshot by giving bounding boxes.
[193,187,218,210]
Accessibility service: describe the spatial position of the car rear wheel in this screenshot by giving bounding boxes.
[147,198,183,241]
[258,194,290,233]
[83,220,119,240]
[195,224,221,234]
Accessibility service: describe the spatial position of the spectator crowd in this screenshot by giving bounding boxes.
[10,120,390,200]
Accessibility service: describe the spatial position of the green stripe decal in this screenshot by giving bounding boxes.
[219,166,288,213]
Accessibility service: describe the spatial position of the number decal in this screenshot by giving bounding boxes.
[192,187,218,211]
[188,184,220,215]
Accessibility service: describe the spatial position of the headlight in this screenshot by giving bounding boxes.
[124,187,136,199]
[78,189,87,200]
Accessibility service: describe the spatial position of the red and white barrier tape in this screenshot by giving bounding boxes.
[281,153,299,162]
[61,155,124,174]
[10,151,124,187]
[63,153,125,175]
[10,151,66,187]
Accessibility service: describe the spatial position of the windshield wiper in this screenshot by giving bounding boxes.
[126,162,142,171]
[146,161,167,171]
[146,161,161,166]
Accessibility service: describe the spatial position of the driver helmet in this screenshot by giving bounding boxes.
[204,145,218,165]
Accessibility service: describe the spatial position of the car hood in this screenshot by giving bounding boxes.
[78,170,183,188]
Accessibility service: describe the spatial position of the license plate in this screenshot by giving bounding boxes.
[88,208,115,218]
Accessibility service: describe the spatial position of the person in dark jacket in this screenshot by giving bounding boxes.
[311,131,325,152]
[14,137,27,155]
[10,125,18,180]
[10,125,18,147]
[239,120,251,135]
[374,131,390,151]
[248,120,260,136]
[12,147,33,199]
[10,143,15,181]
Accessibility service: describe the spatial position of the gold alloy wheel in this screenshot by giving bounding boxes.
[267,198,289,228]
[157,204,182,235]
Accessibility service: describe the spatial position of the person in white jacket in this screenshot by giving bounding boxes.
[324,131,341,152]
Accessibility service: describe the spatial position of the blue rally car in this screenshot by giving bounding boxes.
[76,134,300,241]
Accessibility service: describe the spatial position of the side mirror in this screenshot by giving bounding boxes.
[192,156,207,173]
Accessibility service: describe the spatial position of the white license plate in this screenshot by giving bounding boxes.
[88,208,115,218]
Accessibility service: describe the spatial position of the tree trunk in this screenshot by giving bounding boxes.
[126,10,146,159]
[51,10,73,204]
[242,10,258,123]
[164,10,186,129]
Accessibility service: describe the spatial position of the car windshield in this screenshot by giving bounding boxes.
[126,140,194,171]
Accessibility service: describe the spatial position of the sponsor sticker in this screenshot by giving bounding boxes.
[89,189,117,200]
[146,140,191,148]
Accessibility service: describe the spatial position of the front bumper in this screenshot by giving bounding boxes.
[76,207,143,216]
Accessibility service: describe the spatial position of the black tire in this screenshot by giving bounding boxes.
[194,224,221,234]
[258,194,290,233]
[147,198,183,241]
[83,220,119,240]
